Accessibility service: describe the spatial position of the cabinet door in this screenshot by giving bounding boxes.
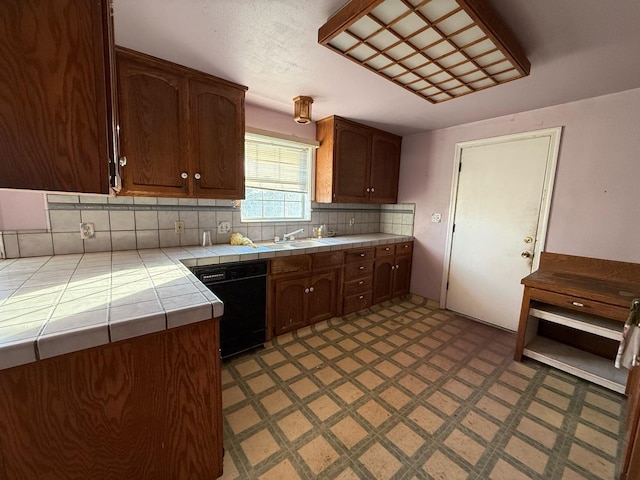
[274,278,307,335]
[189,79,245,199]
[369,133,401,204]
[372,258,394,304]
[392,254,412,298]
[117,50,189,196]
[333,121,371,203]
[0,0,114,193]
[307,271,338,325]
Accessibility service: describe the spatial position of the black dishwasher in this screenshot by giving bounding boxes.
[190,260,267,359]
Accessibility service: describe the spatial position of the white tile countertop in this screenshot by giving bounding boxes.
[0,233,411,370]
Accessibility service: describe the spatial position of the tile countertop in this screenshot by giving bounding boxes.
[0,233,412,371]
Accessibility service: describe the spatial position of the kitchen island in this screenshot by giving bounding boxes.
[0,233,411,479]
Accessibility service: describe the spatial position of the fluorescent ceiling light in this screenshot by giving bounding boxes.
[318,0,530,103]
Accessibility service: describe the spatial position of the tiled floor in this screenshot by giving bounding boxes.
[219,295,627,479]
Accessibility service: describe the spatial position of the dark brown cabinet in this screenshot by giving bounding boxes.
[315,116,401,204]
[342,247,375,315]
[0,0,116,194]
[116,47,246,199]
[270,253,340,336]
[372,242,413,304]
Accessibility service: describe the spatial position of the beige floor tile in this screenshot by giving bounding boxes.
[580,406,620,433]
[476,396,511,422]
[568,444,615,479]
[488,383,521,405]
[461,411,499,442]
[375,359,402,378]
[354,331,375,343]
[560,466,591,480]
[508,361,538,378]
[444,379,474,400]
[433,330,453,342]
[359,443,402,480]
[406,343,428,357]
[574,423,618,456]
[303,335,326,348]
[442,345,467,361]
[323,329,344,341]
[355,370,385,390]
[277,411,313,441]
[297,353,322,369]
[357,399,392,427]
[408,405,444,434]
[314,365,342,385]
[247,373,276,394]
[335,356,362,373]
[527,401,564,428]
[331,416,368,448]
[308,395,341,421]
[429,354,456,371]
[371,340,394,354]
[422,450,469,480]
[222,385,246,408]
[261,350,286,366]
[516,417,557,449]
[274,363,301,381]
[536,386,571,410]
[392,350,417,366]
[398,374,428,395]
[333,467,362,480]
[333,381,365,404]
[456,368,485,386]
[235,358,261,377]
[218,453,240,480]
[386,422,425,456]
[415,363,444,382]
[469,357,496,375]
[240,429,280,466]
[489,459,533,480]
[260,390,293,415]
[369,325,388,337]
[584,391,622,415]
[380,386,411,410]
[258,459,301,480]
[298,436,339,475]
[504,436,548,475]
[498,371,530,392]
[338,337,359,351]
[444,428,485,466]
[226,405,261,434]
[283,342,307,357]
[355,348,378,363]
[319,344,342,360]
[427,391,460,416]
[386,334,409,346]
[289,377,319,399]
[221,368,234,386]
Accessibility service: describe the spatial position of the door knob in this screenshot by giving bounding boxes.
[521,251,533,258]
[524,236,533,244]
[181,172,188,179]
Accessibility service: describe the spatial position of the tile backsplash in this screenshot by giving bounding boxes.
[0,195,415,258]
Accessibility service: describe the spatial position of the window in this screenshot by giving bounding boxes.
[241,130,315,222]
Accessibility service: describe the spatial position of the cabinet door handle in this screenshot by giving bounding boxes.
[366,188,370,192]
[404,244,409,248]
[571,301,585,307]
[304,288,309,293]
[371,187,375,193]
[181,172,188,179]
[358,281,364,285]
[359,295,364,299]
[384,247,390,251]
[359,266,365,270]
[309,286,314,293]
[194,173,201,180]
[392,266,395,270]
[119,156,127,167]
[360,253,366,257]
[396,264,399,269]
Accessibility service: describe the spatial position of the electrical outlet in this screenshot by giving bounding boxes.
[431,213,442,223]
[218,221,231,234]
[174,221,185,234]
[80,222,95,239]
[349,217,355,226]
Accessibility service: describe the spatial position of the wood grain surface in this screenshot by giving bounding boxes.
[0,320,222,480]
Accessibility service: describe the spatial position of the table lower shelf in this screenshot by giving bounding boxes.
[523,336,628,394]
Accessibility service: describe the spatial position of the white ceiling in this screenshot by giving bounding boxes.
[113,0,640,136]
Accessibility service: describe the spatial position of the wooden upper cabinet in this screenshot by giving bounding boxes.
[116,47,247,199]
[0,0,116,194]
[315,116,401,204]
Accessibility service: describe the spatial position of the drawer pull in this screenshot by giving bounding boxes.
[404,245,409,248]
[360,253,366,257]
[571,301,585,307]
[359,295,364,299]
[358,280,364,285]
[359,266,365,270]
[384,247,390,251]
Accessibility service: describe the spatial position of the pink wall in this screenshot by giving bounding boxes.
[399,88,640,301]
[246,103,316,140]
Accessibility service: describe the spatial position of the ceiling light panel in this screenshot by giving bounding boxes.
[318,0,530,103]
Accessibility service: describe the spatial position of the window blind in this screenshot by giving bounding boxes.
[245,133,311,193]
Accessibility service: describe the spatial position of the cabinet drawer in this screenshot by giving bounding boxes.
[312,251,344,269]
[375,244,394,258]
[344,277,372,297]
[395,241,413,255]
[345,248,375,264]
[343,291,372,315]
[529,288,629,321]
[344,261,374,280]
[270,255,311,275]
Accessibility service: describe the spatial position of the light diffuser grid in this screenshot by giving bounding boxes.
[320,0,529,103]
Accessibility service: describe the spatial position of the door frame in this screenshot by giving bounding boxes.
[440,127,563,309]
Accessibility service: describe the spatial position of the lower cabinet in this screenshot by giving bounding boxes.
[372,242,413,304]
[274,271,338,335]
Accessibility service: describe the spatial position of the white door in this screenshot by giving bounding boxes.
[442,129,561,331]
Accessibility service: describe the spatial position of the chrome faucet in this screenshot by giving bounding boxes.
[282,228,304,241]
